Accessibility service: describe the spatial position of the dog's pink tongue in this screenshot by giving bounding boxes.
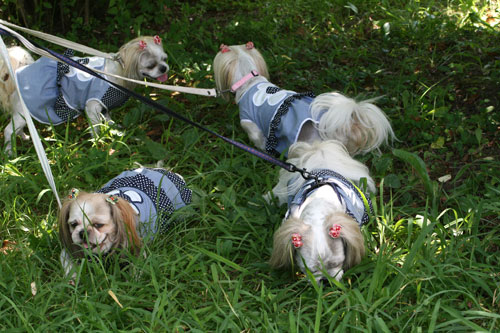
[83,242,89,249]
[157,74,168,82]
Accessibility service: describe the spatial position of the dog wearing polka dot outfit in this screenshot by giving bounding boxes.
[269,140,374,284]
[1,36,169,154]
[58,167,192,278]
[213,42,394,157]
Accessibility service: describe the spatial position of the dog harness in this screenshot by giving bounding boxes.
[286,169,373,227]
[238,82,316,156]
[96,168,192,238]
[15,50,129,125]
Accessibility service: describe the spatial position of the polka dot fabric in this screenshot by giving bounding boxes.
[101,87,129,110]
[96,168,192,235]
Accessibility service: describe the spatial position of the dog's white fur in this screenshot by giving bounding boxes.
[269,140,375,284]
[58,191,141,278]
[213,44,394,156]
[1,36,169,153]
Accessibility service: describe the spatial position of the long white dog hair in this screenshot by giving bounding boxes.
[213,43,394,156]
[269,140,374,283]
[272,140,375,205]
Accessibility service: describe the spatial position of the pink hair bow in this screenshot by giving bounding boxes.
[220,44,231,53]
[246,41,254,50]
[329,224,342,238]
[291,233,303,248]
[153,35,161,45]
[139,40,147,50]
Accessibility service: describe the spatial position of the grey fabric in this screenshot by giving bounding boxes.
[15,54,128,125]
[96,168,192,238]
[238,82,315,156]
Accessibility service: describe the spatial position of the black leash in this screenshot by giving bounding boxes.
[0,28,318,182]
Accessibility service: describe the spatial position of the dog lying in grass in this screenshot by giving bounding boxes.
[58,167,192,278]
[0,35,169,154]
[269,140,374,284]
[213,42,394,157]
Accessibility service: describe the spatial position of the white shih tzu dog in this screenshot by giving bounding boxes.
[58,167,192,278]
[269,140,375,284]
[213,42,394,157]
[1,35,169,153]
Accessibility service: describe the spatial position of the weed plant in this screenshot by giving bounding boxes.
[0,0,499,331]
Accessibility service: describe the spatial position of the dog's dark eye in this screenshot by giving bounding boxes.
[94,223,104,229]
[147,63,156,70]
[70,222,78,229]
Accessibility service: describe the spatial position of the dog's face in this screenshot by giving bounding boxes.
[137,40,169,82]
[66,194,117,254]
[270,181,365,284]
[119,36,169,83]
[271,211,365,284]
[292,220,347,283]
[58,192,141,258]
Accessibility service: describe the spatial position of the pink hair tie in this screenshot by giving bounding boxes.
[329,224,342,238]
[245,41,254,50]
[291,233,303,248]
[139,40,147,50]
[220,44,231,53]
[153,35,161,45]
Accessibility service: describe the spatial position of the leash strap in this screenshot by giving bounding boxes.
[0,34,62,208]
[0,21,217,97]
[0,27,316,179]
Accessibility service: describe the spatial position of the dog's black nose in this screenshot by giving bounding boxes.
[319,277,330,286]
[159,65,167,73]
[79,230,85,239]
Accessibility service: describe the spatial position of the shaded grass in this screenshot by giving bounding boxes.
[1,0,499,331]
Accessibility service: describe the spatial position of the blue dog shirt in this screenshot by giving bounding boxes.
[238,82,316,156]
[15,51,128,125]
[96,168,192,238]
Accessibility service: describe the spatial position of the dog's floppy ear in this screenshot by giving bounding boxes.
[108,197,141,256]
[269,217,310,269]
[58,190,89,258]
[118,36,151,83]
[58,198,74,253]
[325,213,365,269]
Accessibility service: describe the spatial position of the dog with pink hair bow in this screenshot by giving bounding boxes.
[213,41,394,158]
[1,35,169,154]
[269,139,374,284]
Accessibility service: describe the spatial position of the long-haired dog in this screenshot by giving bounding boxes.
[213,42,394,157]
[58,167,192,278]
[1,36,169,153]
[269,140,375,284]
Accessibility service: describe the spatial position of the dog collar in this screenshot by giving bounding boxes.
[231,70,259,92]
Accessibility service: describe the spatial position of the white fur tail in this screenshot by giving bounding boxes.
[310,92,394,155]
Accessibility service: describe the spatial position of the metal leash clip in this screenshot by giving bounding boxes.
[290,165,319,183]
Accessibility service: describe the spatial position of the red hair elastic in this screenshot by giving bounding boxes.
[291,233,303,248]
[329,224,342,238]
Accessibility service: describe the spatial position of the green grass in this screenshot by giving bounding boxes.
[1,0,499,331]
